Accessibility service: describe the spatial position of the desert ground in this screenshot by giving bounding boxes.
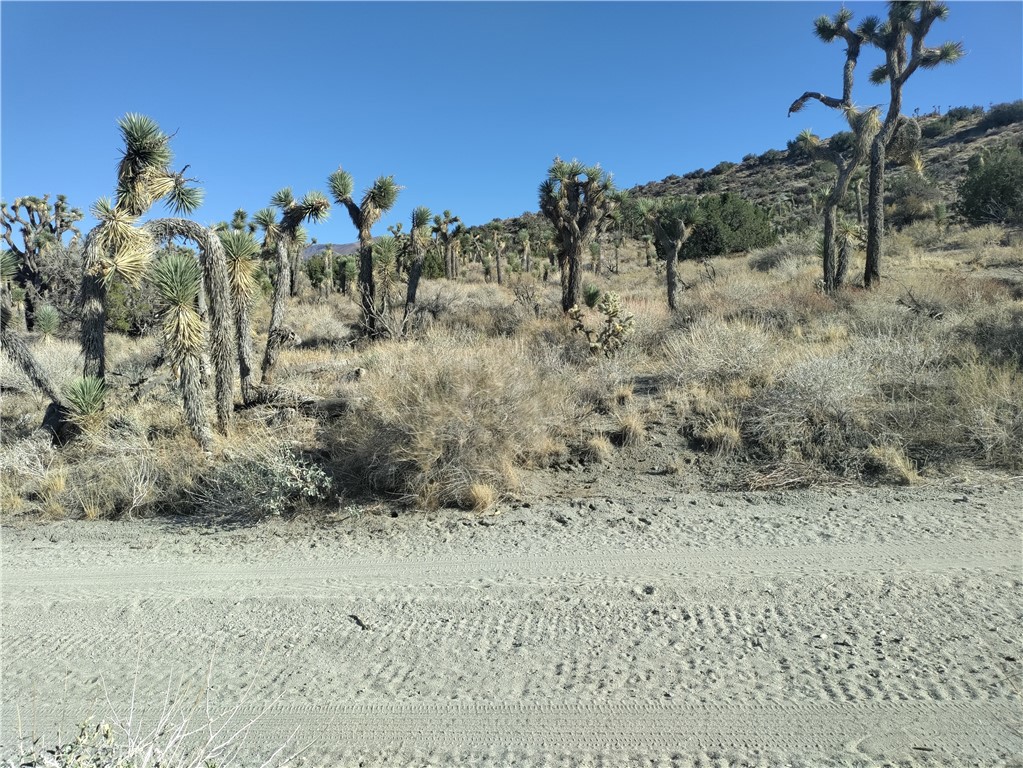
[3,462,1020,767]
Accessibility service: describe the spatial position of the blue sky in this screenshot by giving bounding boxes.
[2,1,1021,245]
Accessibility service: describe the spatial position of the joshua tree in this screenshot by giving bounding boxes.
[431,210,462,280]
[81,114,203,381]
[538,158,618,312]
[1,195,83,330]
[143,218,236,435]
[218,229,261,404]
[257,189,330,384]
[327,168,400,337]
[860,1,963,287]
[402,206,433,335]
[644,197,696,312]
[789,8,881,292]
[516,229,532,275]
[149,252,213,451]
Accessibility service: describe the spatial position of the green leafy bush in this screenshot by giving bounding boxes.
[958,143,1023,225]
[681,193,776,260]
[886,173,943,227]
[979,100,1023,131]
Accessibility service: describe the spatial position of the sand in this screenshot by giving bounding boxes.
[2,469,1021,766]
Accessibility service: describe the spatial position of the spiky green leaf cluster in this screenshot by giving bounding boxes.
[364,176,400,213]
[218,230,260,303]
[0,250,18,281]
[64,376,107,418]
[89,198,155,287]
[151,253,205,362]
[328,169,354,202]
[34,304,60,336]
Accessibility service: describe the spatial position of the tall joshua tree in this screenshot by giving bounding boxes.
[402,206,432,335]
[789,8,880,292]
[431,210,462,280]
[150,253,213,451]
[82,114,203,381]
[143,218,236,435]
[860,1,963,287]
[218,229,261,405]
[327,168,400,337]
[257,189,330,384]
[644,198,696,312]
[538,158,618,313]
[1,194,83,330]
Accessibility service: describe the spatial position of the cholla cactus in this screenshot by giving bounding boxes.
[568,291,634,358]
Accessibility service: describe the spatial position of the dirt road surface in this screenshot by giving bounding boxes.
[2,474,1021,766]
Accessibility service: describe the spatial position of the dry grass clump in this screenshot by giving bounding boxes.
[581,434,615,464]
[612,407,647,447]
[324,333,578,509]
[663,317,778,388]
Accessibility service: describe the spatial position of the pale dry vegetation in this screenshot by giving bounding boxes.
[2,222,1021,520]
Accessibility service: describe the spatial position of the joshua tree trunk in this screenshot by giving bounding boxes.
[495,244,504,286]
[289,246,300,297]
[822,204,838,292]
[235,299,256,404]
[836,238,851,288]
[665,241,682,312]
[357,225,378,336]
[262,236,292,385]
[179,355,213,452]
[80,232,107,380]
[864,136,888,288]
[558,235,585,312]
[145,219,236,435]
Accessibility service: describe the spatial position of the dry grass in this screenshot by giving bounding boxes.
[1,221,1020,519]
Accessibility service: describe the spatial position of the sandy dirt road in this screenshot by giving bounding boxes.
[2,475,1021,766]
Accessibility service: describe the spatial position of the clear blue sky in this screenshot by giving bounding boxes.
[2,1,1021,245]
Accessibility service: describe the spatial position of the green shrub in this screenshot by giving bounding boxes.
[886,173,943,227]
[681,193,776,260]
[583,283,601,308]
[827,130,856,154]
[979,100,1023,131]
[711,160,737,175]
[958,143,1023,225]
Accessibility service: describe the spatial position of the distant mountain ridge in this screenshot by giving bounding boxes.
[302,241,361,260]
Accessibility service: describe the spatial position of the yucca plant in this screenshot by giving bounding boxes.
[64,376,107,433]
[538,158,618,313]
[34,304,60,340]
[401,206,433,335]
[219,229,260,404]
[328,168,401,337]
[151,253,213,451]
[259,189,329,384]
[82,114,204,381]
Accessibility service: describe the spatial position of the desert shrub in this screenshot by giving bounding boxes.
[786,136,813,162]
[105,275,160,336]
[710,160,737,175]
[827,130,856,154]
[947,105,984,122]
[961,306,1023,368]
[583,283,601,308]
[886,173,943,227]
[188,440,333,516]
[681,193,776,260]
[921,116,954,139]
[741,348,878,477]
[696,175,722,194]
[748,235,817,273]
[663,317,777,388]
[978,100,1023,130]
[957,143,1023,225]
[324,337,577,509]
[759,148,785,165]
[742,153,759,165]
